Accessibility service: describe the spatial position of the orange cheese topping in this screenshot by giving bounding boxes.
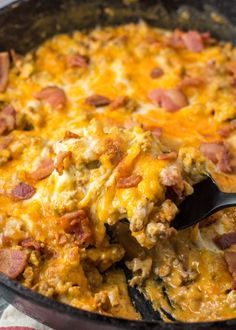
[0,22,236,321]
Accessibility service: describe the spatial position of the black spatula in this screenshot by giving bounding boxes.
[172,176,236,230]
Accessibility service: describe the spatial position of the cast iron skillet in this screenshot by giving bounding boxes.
[1,0,236,329]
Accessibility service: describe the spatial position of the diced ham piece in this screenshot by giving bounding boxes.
[21,238,42,251]
[214,232,236,250]
[224,251,236,289]
[34,86,67,110]
[167,29,185,48]
[55,151,72,175]
[60,210,93,246]
[110,96,129,110]
[200,142,232,173]
[85,94,111,107]
[0,105,16,135]
[67,53,89,68]
[0,249,27,279]
[217,119,236,138]
[200,142,226,169]
[168,29,205,53]
[0,52,10,93]
[29,158,54,181]
[149,127,163,139]
[117,174,143,188]
[148,88,188,112]
[182,31,204,53]
[150,68,164,79]
[158,151,178,160]
[11,182,36,200]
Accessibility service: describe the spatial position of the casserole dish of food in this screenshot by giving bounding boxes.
[1,0,236,329]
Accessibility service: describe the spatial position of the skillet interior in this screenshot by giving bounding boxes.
[1,0,236,329]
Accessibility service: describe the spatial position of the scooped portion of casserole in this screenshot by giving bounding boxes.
[0,21,236,322]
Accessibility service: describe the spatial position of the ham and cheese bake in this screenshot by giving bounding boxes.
[1,21,236,322]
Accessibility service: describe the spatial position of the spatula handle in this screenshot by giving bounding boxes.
[216,191,236,209]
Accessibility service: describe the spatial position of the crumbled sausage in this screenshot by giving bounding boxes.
[126,257,152,286]
[160,166,182,187]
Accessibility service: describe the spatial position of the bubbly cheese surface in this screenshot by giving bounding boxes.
[0,22,236,322]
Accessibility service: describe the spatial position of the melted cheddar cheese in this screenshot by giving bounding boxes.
[0,22,236,322]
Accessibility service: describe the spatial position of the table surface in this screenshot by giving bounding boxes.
[0,298,8,317]
[1,0,15,8]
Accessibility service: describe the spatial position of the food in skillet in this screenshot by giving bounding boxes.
[1,22,236,322]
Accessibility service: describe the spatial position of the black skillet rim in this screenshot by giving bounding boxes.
[0,0,236,328]
[1,272,236,329]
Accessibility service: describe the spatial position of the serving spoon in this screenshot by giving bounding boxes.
[172,176,236,230]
